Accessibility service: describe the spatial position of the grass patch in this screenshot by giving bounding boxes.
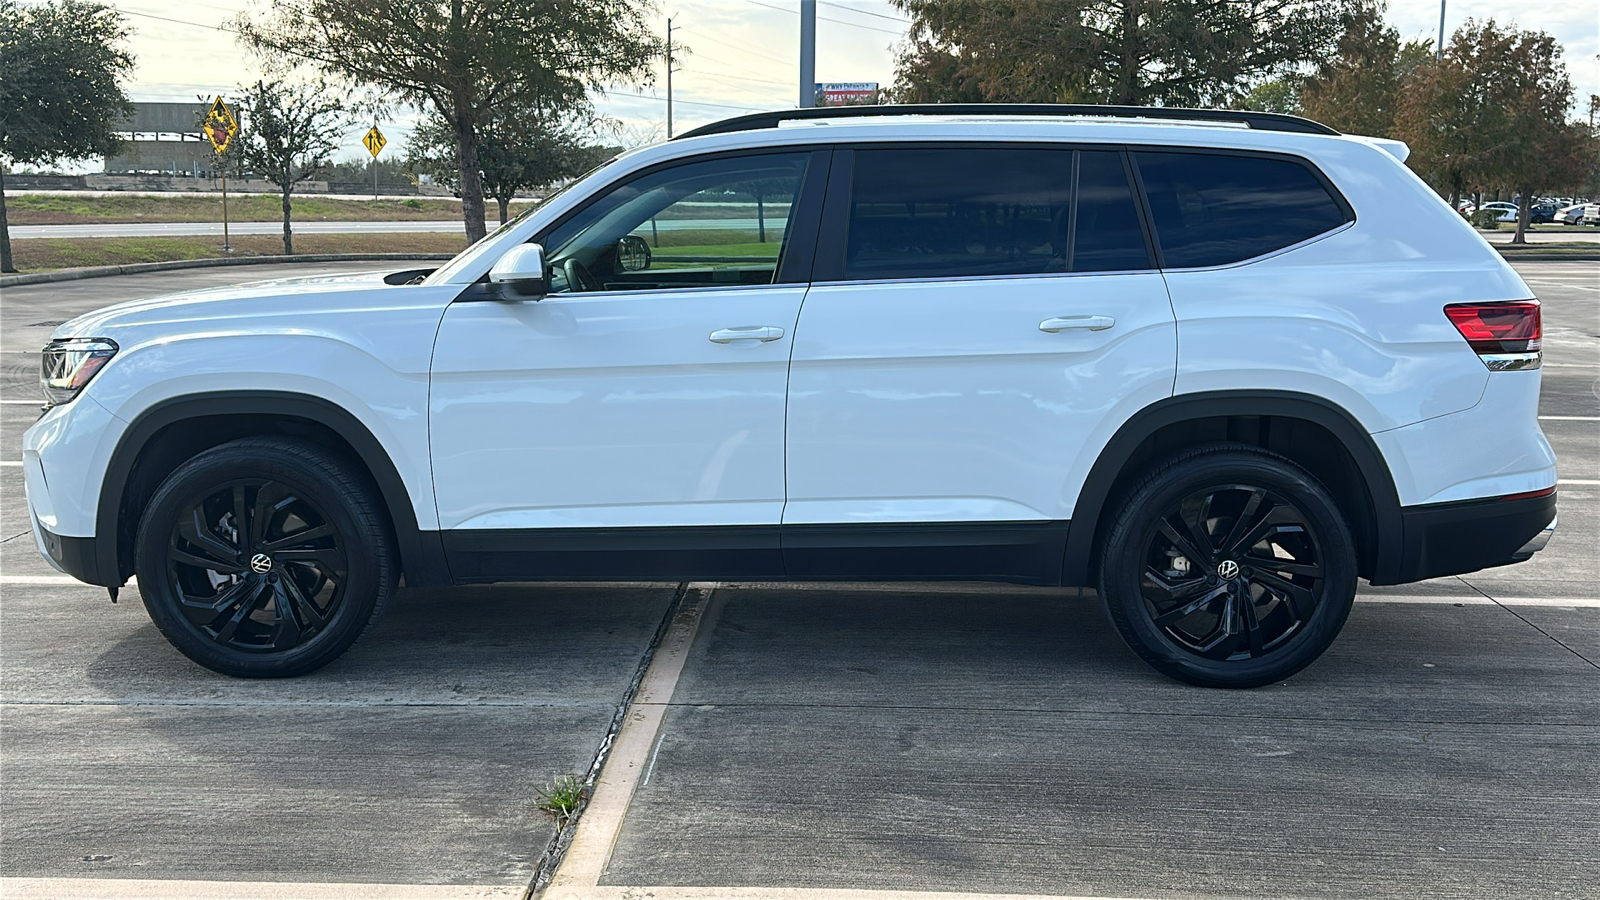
[636,228,782,247]
[653,242,781,259]
[7,193,535,225]
[9,233,467,271]
[530,774,589,827]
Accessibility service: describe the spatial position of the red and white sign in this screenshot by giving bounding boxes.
[815,83,879,107]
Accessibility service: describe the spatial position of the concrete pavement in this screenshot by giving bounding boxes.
[1,260,1595,899]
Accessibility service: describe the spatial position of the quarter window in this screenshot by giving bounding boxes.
[1133,151,1350,268]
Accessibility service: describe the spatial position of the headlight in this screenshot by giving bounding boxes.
[41,338,117,408]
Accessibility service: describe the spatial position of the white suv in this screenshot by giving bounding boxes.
[24,105,1559,688]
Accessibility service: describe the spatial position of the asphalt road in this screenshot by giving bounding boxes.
[1,261,1595,899]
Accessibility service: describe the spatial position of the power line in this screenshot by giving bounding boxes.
[678,26,797,65]
[818,1,909,24]
[743,0,905,36]
[117,8,236,34]
[598,91,767,113]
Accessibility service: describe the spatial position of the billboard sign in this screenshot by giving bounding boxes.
[815,83,880,107]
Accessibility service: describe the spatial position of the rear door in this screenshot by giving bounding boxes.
[782,144,1177,582]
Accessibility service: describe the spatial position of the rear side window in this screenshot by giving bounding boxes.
[1133,151,1350,268]
[841,147,1152,280]
[845,147,1073,280]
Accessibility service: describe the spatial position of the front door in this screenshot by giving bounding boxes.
[430,149,825,580]
[783,145,1177,582]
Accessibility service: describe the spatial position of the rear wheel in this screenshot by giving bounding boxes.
[134,438,396,677]
[1097,446,1357,688]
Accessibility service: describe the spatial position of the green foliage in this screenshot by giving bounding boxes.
[1299,1,1413,136]
[0,0,134,271]
[1469,209,1501,230]
[232,78,357,254]
[1396,18,1591,238]
[406,110,618,222]
[532,774,588,826]
[1239,77,1303,116]
[0,0,133,165]
[235,0,660,242]
[887,0,1350,107]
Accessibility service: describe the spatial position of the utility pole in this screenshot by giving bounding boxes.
[799,0,816,108]
[665,18,676,138]
[1436,0,1446,60]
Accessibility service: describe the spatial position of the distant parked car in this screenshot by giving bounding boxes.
[1479,202,1519,223]
[1554,204,1585,225]
[1582,203,1600,226]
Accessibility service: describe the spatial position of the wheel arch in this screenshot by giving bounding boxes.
[97,391,449,589]
[1063,390,1403,586]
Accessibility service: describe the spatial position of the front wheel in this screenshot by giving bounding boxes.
[1097,446,1357,688]
[134,438,397,677]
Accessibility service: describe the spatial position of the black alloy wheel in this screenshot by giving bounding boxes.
[136,438,396,677]
[1099,445,1357,688]
[165,479,347,653]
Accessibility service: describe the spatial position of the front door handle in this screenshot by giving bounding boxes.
[1039,315,1116,333]
[709,325,786,343]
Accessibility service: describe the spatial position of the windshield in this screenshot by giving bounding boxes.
[422,156,617,285]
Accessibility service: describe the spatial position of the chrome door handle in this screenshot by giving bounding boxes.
[709,325,786,343]
[1039,315,1116,333]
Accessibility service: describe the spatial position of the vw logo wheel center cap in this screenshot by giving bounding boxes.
[249,553,274,574]
[1216,559,1241,581]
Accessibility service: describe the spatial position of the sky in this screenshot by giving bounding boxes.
[37,0,1600,167]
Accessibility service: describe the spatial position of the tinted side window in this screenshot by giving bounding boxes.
[1071,151,1150,272]
[845,148,1074,280]
[1134,151,1350,268]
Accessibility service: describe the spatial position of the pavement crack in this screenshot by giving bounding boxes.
[525,580,690,897]
[2,530,31,543]
[1456,576,1600,671]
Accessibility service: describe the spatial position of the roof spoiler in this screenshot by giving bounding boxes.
[1363,137,1411,163]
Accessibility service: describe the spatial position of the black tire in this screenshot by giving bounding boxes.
[1097,445,1357,689]
[134,437,397,677]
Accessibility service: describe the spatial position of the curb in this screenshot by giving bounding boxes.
[0,253,455,288]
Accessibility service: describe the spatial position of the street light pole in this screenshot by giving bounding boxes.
[1437,0,1446,60]
[799,0,816,108]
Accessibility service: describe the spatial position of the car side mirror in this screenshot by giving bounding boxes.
[488,243,549,299]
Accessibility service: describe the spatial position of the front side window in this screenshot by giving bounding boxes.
[537,152,810,293]
[1134,151,1351,268]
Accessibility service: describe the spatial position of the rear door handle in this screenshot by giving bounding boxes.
[709,325,786,343]
[1039,315,1116,333]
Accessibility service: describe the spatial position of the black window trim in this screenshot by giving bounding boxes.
[1129,145,1357,272]
[457,145,834,301]
[810,139,1356,285]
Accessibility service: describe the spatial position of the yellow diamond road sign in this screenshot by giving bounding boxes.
[364,125,387,158]
[204,95,237,153]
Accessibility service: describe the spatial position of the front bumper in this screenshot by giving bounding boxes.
[1386,490,1558,584]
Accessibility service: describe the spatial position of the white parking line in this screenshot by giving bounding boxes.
[1557,479,1600,485]
[1539,416,1600,421]
[1356,594,1600,608]
[543,889,1157,900]
[0,460,22,466]
[0,879,523,900]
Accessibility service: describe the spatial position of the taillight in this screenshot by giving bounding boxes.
[1444,300,1542,371]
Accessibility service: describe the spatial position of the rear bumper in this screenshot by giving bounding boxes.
[1383,491,1557,584]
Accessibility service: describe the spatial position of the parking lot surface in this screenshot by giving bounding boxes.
[2,261,1595,899]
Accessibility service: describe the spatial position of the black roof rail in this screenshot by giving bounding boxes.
[674,103,1340,139]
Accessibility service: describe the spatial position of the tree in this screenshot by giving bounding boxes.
[406,112,617,224]
[1298,1,1431,137]
[237,0,659,242]
[1396,20,1590,243]
[886,0,1351,108]
[0,0,133,272]
[234,79,353,254]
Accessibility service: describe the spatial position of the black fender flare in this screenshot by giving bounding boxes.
[1060,390,1404,586]
[96,391,449,588]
